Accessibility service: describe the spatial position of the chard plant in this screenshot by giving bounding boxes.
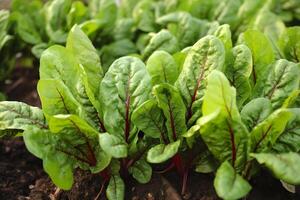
[0,9,300,200]
[0,25,155,199]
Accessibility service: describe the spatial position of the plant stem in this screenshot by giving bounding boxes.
[181,170,189,196]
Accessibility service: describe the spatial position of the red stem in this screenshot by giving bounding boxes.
[181,170,189,195]
[226,120,236,167]
[86,142,97,166]
[168,102,177,141]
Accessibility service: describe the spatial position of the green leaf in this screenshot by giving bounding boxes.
[282,90,300,108]
[254,59,300,109]
[100,39,138,72]
[176,35,225,124]
[40,44,101,130]
[48,114,111,173]
[100,56,151,142]
[129,159,152,184]
[194,150,218,173]
[147,140,181,163]
[40,45,79,92]
[45,0,72,43]
[239,29,275,84]
[23,127,74,190]
[0,10,11,50]
[66,25,103,113]
[273,108,300,153]
[99,133,128,158]
[0,101,47,135]
[157,12,210,49]
[279,26,300,62]
[142,29,179,61]
[153,84,187,141]
[146,50,179,85]
[106,174,125,200]
[200,71,249,171]
[67,1,88,29]
[214,161,251,200]
[37,79,80,118]
[132,0,157,32]
[248,8,285,59]
[202,71,239,119]
[225,45,253,107]
[11,0,45,45]
[241,98,273,131]
[132,99,166,140]
[251,152,300,185]
[213,24,232,56]
[16,13,43,44]
[32,43,49,58]
[250,109,292,153]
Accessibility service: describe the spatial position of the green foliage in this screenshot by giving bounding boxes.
[1,1,300,200]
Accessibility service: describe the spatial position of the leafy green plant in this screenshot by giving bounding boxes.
[190,69,300,199]
[0,1,300,200]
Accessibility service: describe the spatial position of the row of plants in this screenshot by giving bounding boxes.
[0,0,300,199]
[1,0,300,79]
[1,21,300,199]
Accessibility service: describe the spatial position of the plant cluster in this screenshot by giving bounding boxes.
[0,0,300,200]
[1,0,300,76]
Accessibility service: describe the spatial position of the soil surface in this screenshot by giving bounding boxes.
[1,137,300,200]
[0,66,41,107]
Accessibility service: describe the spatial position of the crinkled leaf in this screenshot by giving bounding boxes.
[213,24,232,57]
[254,59,300,109]
[202,70,239,119]
[45,0,71,43]
[23,127,74,190]
[176,35,225,124]
[106,174,125,200]
[0,101,47,136]
[157,12,210,49]
[66,1,88,29]
[211,0,244,29]
[250,109,292,153]
[214,161,252,200]
[49,114,111,173]
[66,25,103,114]
[251,152,300,185]
[100,56,151,142]
[99,133,128,158]
[200,71,249,171]
[38,79,80,118]
[273,108,300,153]
[239,29,275,84]
[225,45,253,107]
[100,39,138,72]
[194,150,218,173]
[153,84,187,141]
[132,0,157,32]
[146,50,179,85]
[147,140,181,164]
[132,99,166,139]
[142,29,179,61]
[129,159,152,184]
[241,98,273,131]
[40,44,101,130]
[279,26,300,62]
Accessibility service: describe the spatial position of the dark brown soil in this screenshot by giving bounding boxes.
[0,138,53,200]
[0,66,41,107]
[1,137,299,200]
